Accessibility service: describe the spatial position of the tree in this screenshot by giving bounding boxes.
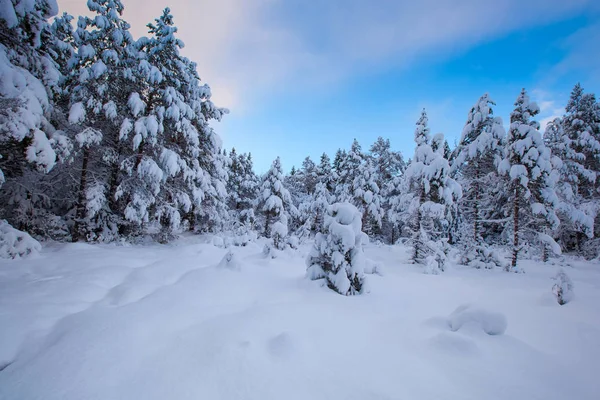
[451,93,506,266]
[0,0,69,253]
[546,84,600,256]
[369,136,405,185]
[257,157,294,244]
[402,109,461,271]
[498,89,560,270]
[306,202,367,295]
[316,152,334,193]
[452,93,505,242]
[544,117,594,253]
[142,8,228,237]
[370,137,406,243]
[226,149,259,231]
[336,139,383,236]
[60,0,144,241]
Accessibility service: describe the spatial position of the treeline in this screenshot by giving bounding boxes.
[1,1,599,269]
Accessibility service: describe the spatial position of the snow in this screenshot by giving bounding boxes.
[68,102,86,124]
[0,220,41,259]
[448,304,508,335]
[0,238,599,399]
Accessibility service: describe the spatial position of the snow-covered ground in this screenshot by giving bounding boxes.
[1,237,599,400]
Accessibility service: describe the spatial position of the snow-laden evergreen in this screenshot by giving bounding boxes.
[0,0,65,250]
[335,139,383,236]
[257,157,295,248]
[306,202,367,295]
[0,219,42,259]
[226,148,259,237]
[544,84,600,258]
[452,94,507,268]
[552,269,574,305]
[398,109,461,271]
[138,7,227,239]
[498,89,560,270]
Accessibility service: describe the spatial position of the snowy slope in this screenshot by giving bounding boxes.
[0,237,599,400]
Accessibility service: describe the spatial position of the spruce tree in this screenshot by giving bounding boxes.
[306,202,367,295]
[499,89,560,269]
[452,94,506,266]
[403,110,461,271]
[257,157,294,246]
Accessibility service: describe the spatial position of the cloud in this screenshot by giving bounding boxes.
[531,89,565,132]
[551,21,600,86]
[57,0,594,110]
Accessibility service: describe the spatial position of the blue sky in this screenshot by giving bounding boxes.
[59,0,600,173]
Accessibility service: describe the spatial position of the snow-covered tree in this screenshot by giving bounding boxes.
[401,110,461,270]
[452,94,505,241]
[257,157,295,244]
[226,149,259,231]
[335,139,383,236]
[0,0,70,253]
[316,152,334,193]
[544,84,600,257]
[544,117,594,253]
[369,136,405,186]
[552,269,574,305]
[498,89,560,270]
[452,94,507,267]
[369,137,406,243]
[59,0,145,241]
[0,0,63,180]
[306,202,367,295]
[140,8,228,237]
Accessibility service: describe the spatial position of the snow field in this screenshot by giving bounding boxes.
[0,237,599,400]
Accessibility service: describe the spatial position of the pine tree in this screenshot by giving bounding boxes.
[451,94,506,266]
[61,0,144,241]
[369,136,405,185]
[549,84,600,256]
[0,1,65,183]
[316,152,334,193]
[336,139,383,236]
[402,110,461,271]
[499,89,560,269]
[0,0,70,253]
[142,8,228,237]
[306,202,367,295]
[452,93,505,242]
[369,137,406,243]
[226,149,259,232]
[544,117,594,252]
[257,157,294,247]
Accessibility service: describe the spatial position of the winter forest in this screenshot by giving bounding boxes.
[1,1,600,399]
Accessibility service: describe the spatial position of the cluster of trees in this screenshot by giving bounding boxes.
[1,0,227,247]
[1,1,599,270]
[246,86,600,272]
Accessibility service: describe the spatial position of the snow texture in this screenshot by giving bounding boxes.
[0,220,41,259]
[448,304,508,335]
[0,238,598,400]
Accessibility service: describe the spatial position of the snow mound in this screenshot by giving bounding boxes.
[0,220,41,259]
[448,304,507,335]
[217,250,240,271]
[552,269,574,305]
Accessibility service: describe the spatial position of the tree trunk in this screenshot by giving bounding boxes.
[473,169,480,242]
[511,186,520,269]
[72,148,90,242]
[413,187,426,263]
